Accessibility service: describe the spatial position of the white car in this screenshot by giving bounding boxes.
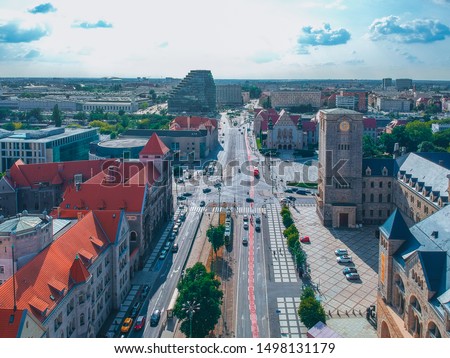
[337,255,353,263]
[335,249,348,256]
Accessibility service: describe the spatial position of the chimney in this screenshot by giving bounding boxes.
[400,147,406,156]
[393,142,400,159]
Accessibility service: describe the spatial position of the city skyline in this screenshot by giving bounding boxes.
[1,0,450,80]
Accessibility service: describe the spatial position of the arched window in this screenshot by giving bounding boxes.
[428,322,442,338]
[80,313,85,326]
[130,231,137,242]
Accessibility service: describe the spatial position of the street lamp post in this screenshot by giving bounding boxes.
[218,186,222,222]
[182,300,200,338]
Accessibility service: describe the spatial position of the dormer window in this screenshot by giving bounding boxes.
[365,167,372,176]
[382,167,388,176]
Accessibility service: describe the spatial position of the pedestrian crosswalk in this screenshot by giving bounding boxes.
[185,205,263,214]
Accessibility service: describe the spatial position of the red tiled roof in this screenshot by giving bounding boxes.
[70,255,90,284]
[8,159,110,189]
[140,133,170,156]
[170,116,218,131]
[363,117,377,129]
[61,183,145,213]
[86,161,146,185]
[0,212,109,322]
[302,121,317,131]
[0,309,24,338]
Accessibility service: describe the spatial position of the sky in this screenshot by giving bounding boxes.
[0,0,450,80]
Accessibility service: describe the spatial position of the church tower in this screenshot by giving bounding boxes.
[316,109,363,227]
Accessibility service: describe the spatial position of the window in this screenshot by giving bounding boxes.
[417,201,421,208]
[379,182,383,188]
[387,194,391,203]
[362,182,366,188]
[0,265,4,274]
[362,194,366,202]
[370,182,374,188]
[362,210,365,217]
[80,313,85,326]
[379,210,382,217]
[424,206,429,214]
[370,194,374,202]
[370,210,374,217]
[379,194,383,203]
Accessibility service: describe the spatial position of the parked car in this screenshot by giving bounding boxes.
[150,309,161,327]
[345,272,360,281]
[199,200,206,207]
[159,249,167,260]
[335,249,348,256]
[177,178,184,184]
[255,216,261,224]
[134,315,146,331]
[168,233,176,241]
[142,285,150,297]
[284,188,294,193]
[243,223,249,230]
[172,243,179,253]
[177,195,187,201]
[337,255,353,263]
[131,302,141,317]
[246,197,254,203]
[343,267,358,275]
[242,236,248,245]
[202,188,211,193]
[286,196,296,201]
[164,241,171,251]
[255,224,261,232]
[243,215,248,222]
[295,189,311,195]
[182,192,192,197]
[300,236,310,243]
[121,318,133,333]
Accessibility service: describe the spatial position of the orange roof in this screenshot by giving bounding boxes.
[0,211,110,322]
[61,183,145,213]
[8,159,112,189]
[140,133,170,156]
[170,116,217,130]
[0,309,24,338]
[86,161,146,185]
[70,256,90,283]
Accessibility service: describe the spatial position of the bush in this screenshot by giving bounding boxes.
[298,296,326,329]
[283,223,298,238]
[282,212,294,228]
[287,233,299,249]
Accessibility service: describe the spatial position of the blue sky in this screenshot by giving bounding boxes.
[0,0,449,79]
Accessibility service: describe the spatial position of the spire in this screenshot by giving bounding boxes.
[139,133,170,156]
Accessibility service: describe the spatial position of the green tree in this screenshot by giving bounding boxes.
[417,141,445,153]
[174,263,223,338]
[2,122,15,131]
[301,287,315,300]
[282,212,294,228]
[298,296,327,329]
[405,121,433,152]
[139,102,149,110]
[379,125,408,154]
[73,111,87,121]
[52,104,62,127]
[433,128,450,150]
[207,224,225,257]
[362,135,383,158]
[283,223,298,238]
[287,232,299,249]
[27,108,44,122]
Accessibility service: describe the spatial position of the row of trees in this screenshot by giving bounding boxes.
[363,119,450,158]
[173,263,223,338]
[298,287,327,329]
[280,206,306,272]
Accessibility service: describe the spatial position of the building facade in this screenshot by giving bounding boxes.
[168,70,217,115]
[316,108,364,227]
[0,127,99,172]
[216,84,242,107]
[376,98,412,112]
[266,110,304,150]
[270,91,322,109]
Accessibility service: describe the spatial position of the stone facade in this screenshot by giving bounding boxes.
[316,108,364,227]
[266,110,303,150]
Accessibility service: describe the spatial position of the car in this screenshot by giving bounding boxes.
[142,285,150,297]
[159,249,167,260]
[214,182,222,188]
[337,255,353,263]
[177,195,187,201]
[295,189,310,195]
[246,197,254,203]
[199,200,206,207]
[300,236,310,243]
[182,192,192,197]
[179,212,186,221]
[286,196,296,201]
[134,315,146,331]
[335,249,348,256]
[164,241,171,251]
[177,178,184,184]
[255,216,261,224]
[172,243,179,253]
[345,272,360,281]
[173,225,179,234]
[168,232,176,241]
[202,188,211,193]
[243,223,249,230]
[284,188,294,193]
[243,214,248,222]
[131,302,141,317]
[255,224,261,232]
[176,218,182,225]
[150,309,161,327]
[343,267,358,275]
[242,236,248,245]
[121,318,133,333]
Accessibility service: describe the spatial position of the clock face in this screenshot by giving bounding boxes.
[339,120,350,132]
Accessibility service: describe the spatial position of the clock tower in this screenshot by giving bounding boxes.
[316,108,363,227]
